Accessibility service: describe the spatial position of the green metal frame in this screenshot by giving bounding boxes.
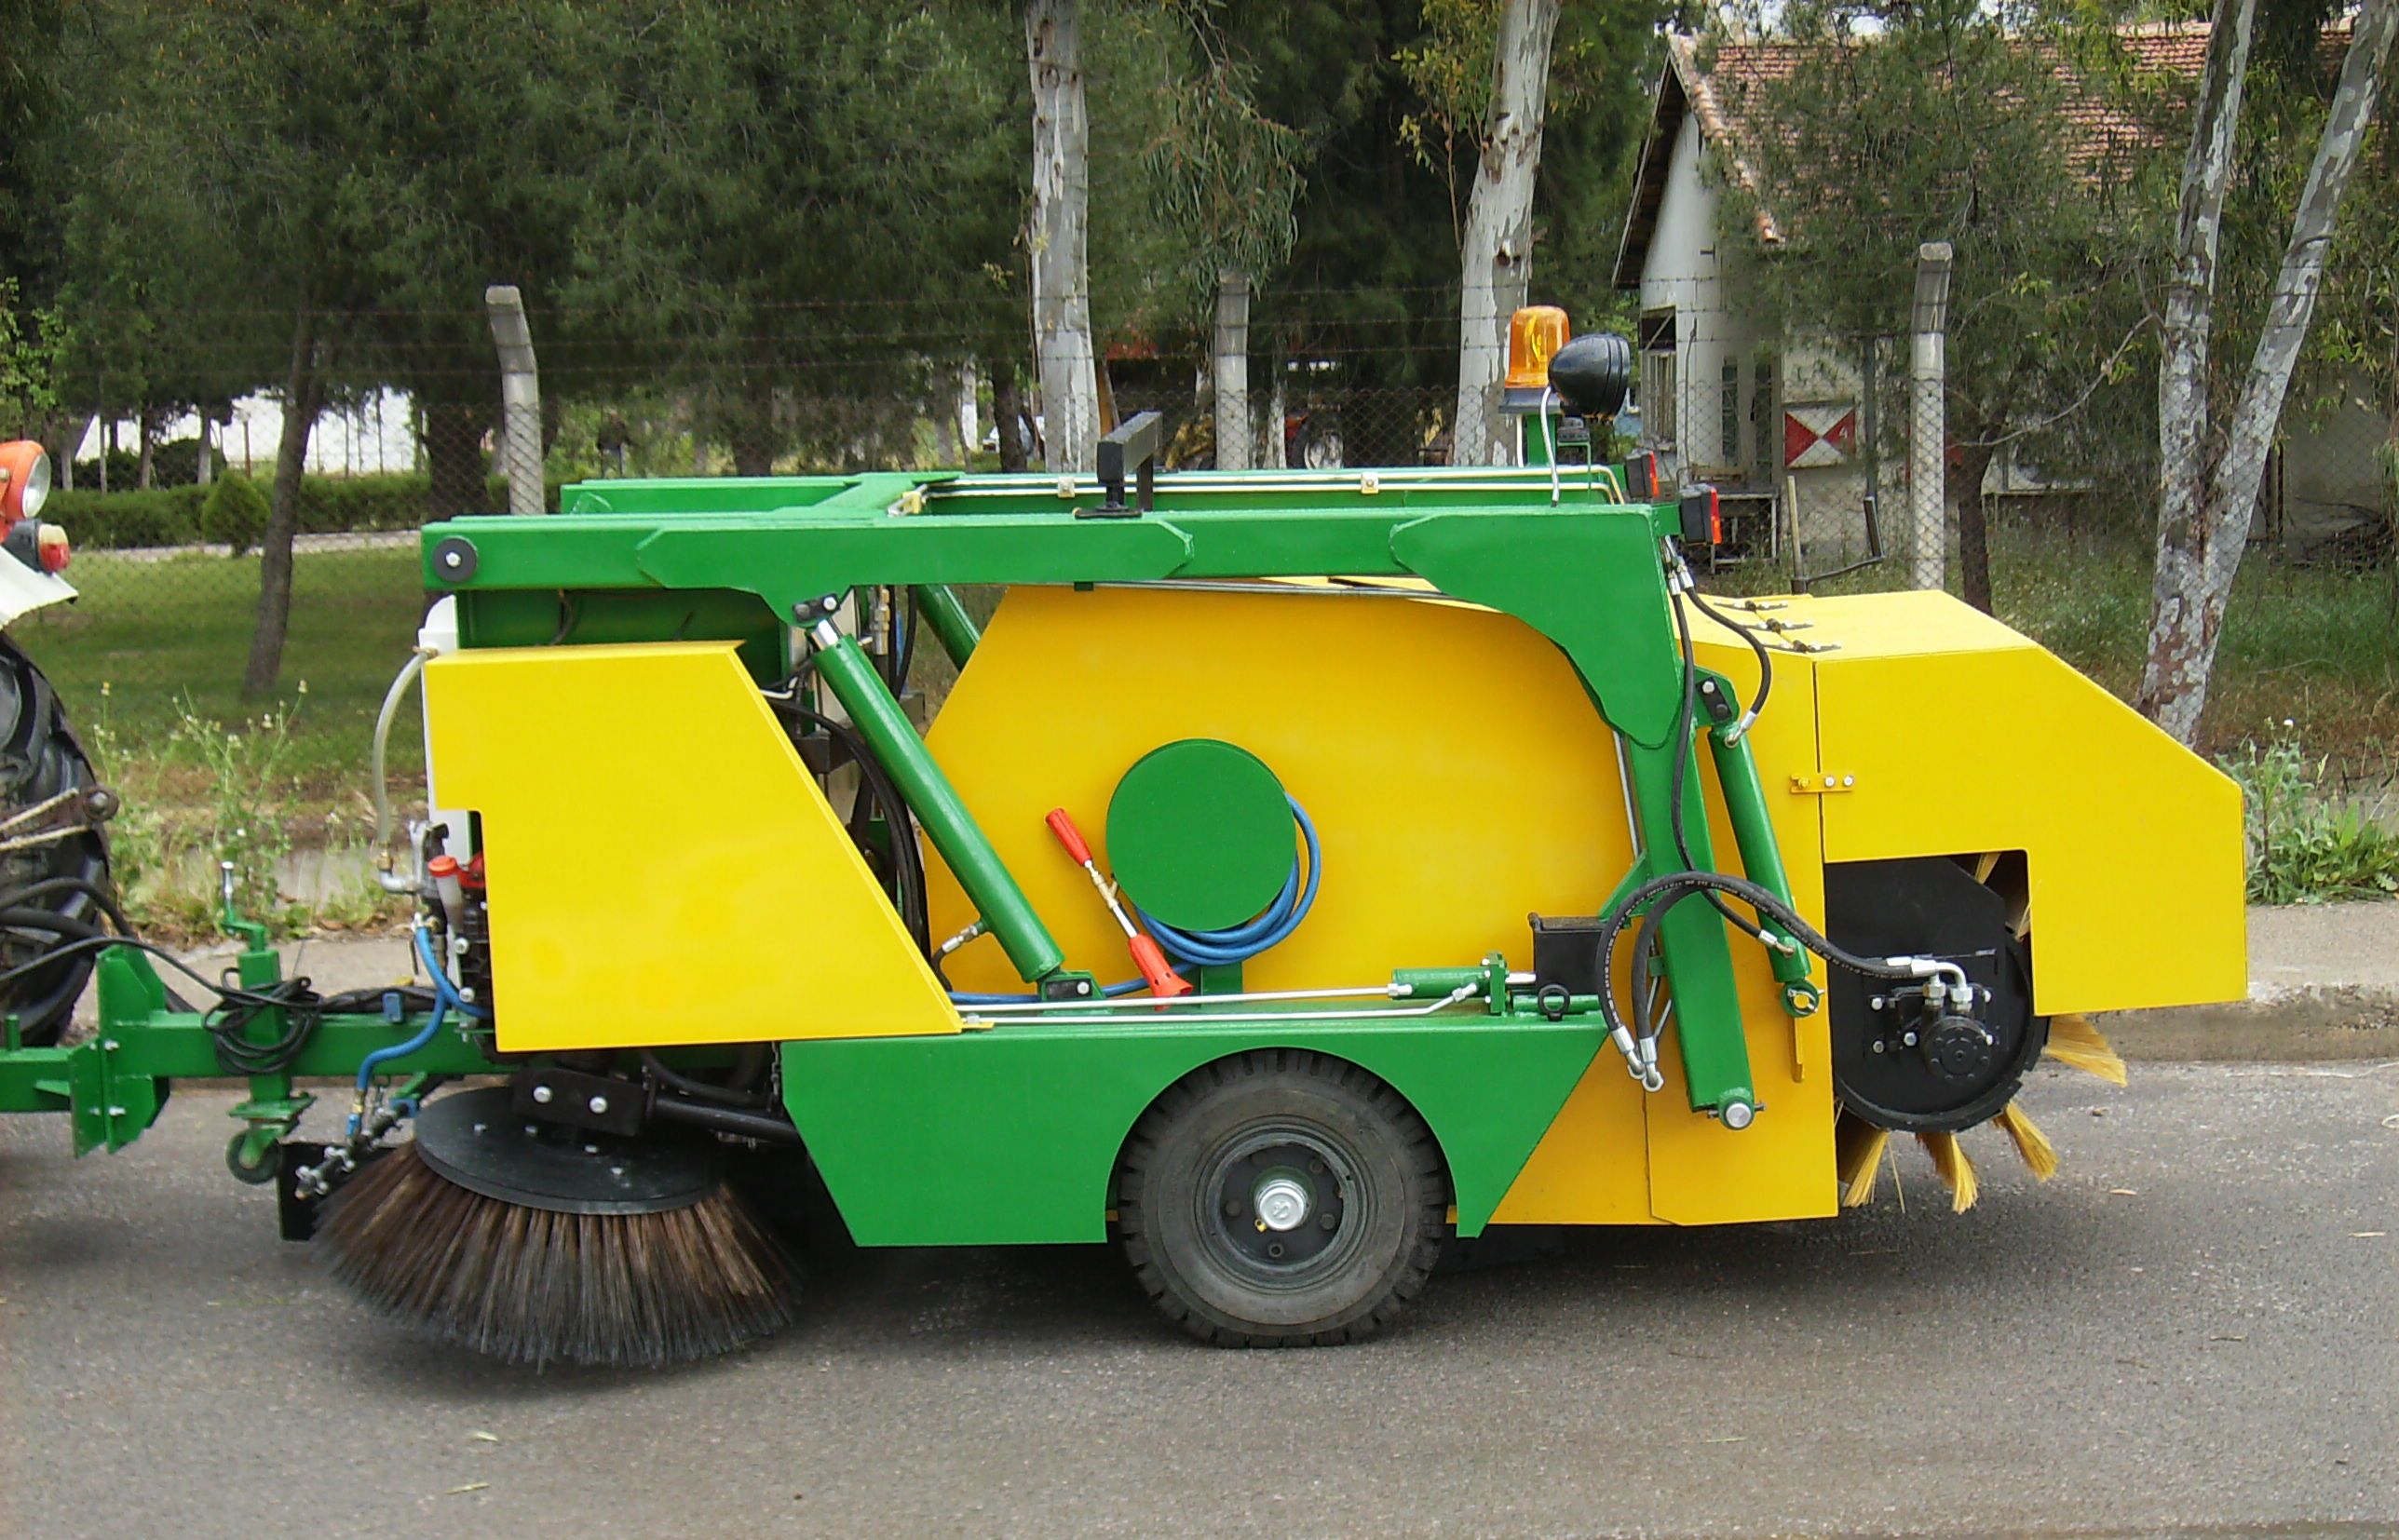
[419,464,1799,1117]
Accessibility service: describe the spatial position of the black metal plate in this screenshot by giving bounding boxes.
[411,1086,721,1216]
[1824,856,2046,1133]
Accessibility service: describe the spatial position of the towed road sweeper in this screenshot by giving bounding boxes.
[0,320,2246,1366]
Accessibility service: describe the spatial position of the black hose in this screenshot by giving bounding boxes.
[1596,868,1927,1052]
[648,1093,803,1143]
[768,691,931,956]
[1667,591,1775,946]
[1679,587,1774,730]
[0,877,138,939]
[641,1047,774,1109]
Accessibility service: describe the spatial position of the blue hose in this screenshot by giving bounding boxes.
[945,796,1320,1004]
[348,926,486,1133]
[1136,796,1321,968]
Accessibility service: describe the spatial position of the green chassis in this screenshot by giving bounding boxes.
[0,457,1814,1243]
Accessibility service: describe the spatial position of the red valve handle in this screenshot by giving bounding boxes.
[1128,934,1194,999]
[1044,807,1094,866]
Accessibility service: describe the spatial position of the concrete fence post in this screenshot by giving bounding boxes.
[486,285,546,515]
[1909,242,1953,591]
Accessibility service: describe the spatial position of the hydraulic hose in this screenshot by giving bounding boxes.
[950,797,1321,1003]
[351,925,486,1133]
[1595,867,1965,1057]
[371,649,435,894]
[1135,797,1321,969]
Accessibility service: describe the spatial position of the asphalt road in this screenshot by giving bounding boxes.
[4,1061,2394,1540]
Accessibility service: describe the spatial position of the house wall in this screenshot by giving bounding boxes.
[1635,115,1769,485]
[1635,115,1881,567]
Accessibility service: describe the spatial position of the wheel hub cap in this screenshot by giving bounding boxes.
[1253,1175,1309,1232]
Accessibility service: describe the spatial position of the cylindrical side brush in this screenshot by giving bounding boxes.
[1045,807,1191,998]
[316,1087,797,1369]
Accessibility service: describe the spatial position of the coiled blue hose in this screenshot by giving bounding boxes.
[348,925,488,1133]
[1135,796,1321,968]
[946,796,1321,1004]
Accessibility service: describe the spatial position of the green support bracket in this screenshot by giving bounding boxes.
[806,619,1070,989]
[910,583,982,669]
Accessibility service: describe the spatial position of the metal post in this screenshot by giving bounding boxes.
[1909,242,1953,591]
[485,285,546,516]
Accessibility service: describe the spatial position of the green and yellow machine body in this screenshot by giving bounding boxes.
[0,451,2244,1248]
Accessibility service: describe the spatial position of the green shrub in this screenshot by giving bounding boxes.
[2221,734,2399,903]
[201,475,271,554]
[45,486,206,548]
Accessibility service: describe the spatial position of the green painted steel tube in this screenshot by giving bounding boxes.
[1705,724,1813,990]
[807,622,1064,983]
[910,584,981,669]
[1620,734,1756,1117]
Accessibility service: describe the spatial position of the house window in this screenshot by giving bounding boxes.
[1638,309,1676,448]
[1720,356,1741,470]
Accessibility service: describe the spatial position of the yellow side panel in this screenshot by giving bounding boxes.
[927,586,1837,1228]
[1806,591,2246,1014]
[425,642,959,1053]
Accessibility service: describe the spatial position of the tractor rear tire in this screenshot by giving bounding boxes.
[0,635,113,1047]
[1116,1049,1445,1347]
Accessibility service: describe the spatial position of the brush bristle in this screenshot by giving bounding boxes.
[1916,1130,1978,1213]
[317,1143,797,1369]
[2043,1013,2127,1087]
[1836,1115,1890,1209]
[1993,1101,2059,1181]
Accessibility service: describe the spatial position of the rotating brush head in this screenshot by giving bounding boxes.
[316,1087,797,1369]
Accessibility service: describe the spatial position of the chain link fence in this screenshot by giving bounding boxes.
[11,298,2393,788]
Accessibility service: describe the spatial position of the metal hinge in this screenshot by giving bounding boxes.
[1791,773,1858,795]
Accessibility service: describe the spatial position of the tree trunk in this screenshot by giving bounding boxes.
[135,406,156,490]
[2139,0,2394,742]
[1213,269,1253,472]
[1451,0,1563,468]
[1259,359,1287,469]
[1027,0,1099,473]
[196,417,214,486]
[423,399,491,520]
[1954,438,1998,614]
[243,312,325,699]
[727,374,779,477]
[992,363,1030,473]
[99,415,112,493]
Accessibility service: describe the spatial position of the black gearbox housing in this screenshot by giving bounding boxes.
[1824,855,2046,1133]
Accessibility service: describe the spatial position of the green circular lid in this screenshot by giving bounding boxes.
[1106,739,1292,932]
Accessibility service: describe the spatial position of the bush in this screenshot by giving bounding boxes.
[45,486,206,548]
[201,475,270,555]
[47,468,566,552]
[2221,734,2399,903]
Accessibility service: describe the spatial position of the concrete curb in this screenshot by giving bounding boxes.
[2103,985,2399,1063]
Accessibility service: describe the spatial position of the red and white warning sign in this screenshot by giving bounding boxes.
[1783,403,1857,469]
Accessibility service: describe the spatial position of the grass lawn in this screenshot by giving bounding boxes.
[14,545,428,809]
[7,521,2394,824]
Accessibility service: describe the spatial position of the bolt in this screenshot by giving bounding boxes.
[1842,775,1856,787]
[1077,980,1092,996]
[589,1095,609,1115]
[1720,1100,1756,1131]
[532,1085,553,1104]
[584,1143,599,1155]
[1869,995,1887,1011]
[1903,1032,1919,1047]
[1871,1040,1886,1053]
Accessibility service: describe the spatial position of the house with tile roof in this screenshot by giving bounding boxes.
[1613,23,2388,564]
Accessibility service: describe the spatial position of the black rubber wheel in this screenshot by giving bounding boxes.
[1115,1050,1446,1347]
[0,635,112,1047]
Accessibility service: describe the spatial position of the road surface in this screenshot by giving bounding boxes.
[4,1061,2394,1538]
